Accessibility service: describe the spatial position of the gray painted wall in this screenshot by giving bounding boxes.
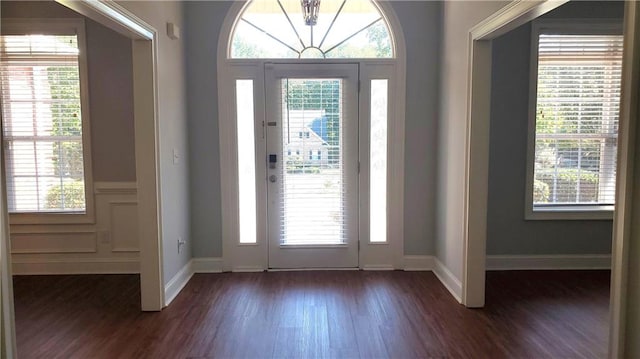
[394,1,441,255]
[184,1,442,258]
[185,1,231,258]
[486,1,623,255]
[85,20,136,182]
[119,1,192,284]
[1,1,137,182]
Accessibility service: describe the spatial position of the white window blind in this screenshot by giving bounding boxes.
[533,33,623,208]
[280,78,344,245]
[0,34,86,213]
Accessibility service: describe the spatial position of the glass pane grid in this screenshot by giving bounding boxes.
[231,0,393,59]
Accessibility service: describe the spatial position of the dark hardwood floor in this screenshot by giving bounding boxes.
[13,270,610,358]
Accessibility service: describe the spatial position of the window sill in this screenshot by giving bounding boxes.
[525,205,614,221]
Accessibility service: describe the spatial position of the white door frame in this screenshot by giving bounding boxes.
[217,1,406,272]
[264,63,360,269]
[464,0,639,357]
[609,2,640,357]
[462,0,569,309]
[54,0,165,311]
[0,136,17,359]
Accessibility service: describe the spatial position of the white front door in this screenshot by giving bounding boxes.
[264,63,359,268]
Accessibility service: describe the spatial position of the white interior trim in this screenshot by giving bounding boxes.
[94,182,137,195]
[361,264,395,271]
[55,0,153,40]
[463,0,568,309]
[403,255,435,271]
[164,260,193,307]
[217,1,407,271]
[470,0,570,40]
[486,254,611,271]
[54,0,165,311]
[231,266,266,273]
[0,125,17,358]
[164,258,222,307]
[434,258,462,303]
[192,257,223,273]
[609,2,640,357]
[131,35,164,311]
[376,0,407,272]
[164,256,461,309]
[12,257,139,275]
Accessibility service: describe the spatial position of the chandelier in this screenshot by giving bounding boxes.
[301,0,321,26]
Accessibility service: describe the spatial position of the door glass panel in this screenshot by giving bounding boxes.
[280,79,343,245]
[370,79,387,243]
[236,79,257,244]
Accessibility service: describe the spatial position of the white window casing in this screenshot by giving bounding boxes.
[0,19,94,224]
[525,19,623,220]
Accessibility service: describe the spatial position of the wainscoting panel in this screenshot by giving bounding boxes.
[109,202,139,252]
[11,232,97,254]
[11,182,140,274]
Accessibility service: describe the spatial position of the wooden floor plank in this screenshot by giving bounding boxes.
[13,270,610,358]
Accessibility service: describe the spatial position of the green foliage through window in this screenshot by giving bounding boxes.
[532,32,622,207]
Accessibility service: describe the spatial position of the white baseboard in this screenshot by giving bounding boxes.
[164,260,194,307]
[12,257,139,275]
[362,264,395,271]
[164,257,224,307]
[192,257,223,273]
[403,255,435,271]
[433,258,462,303]
[401,255,461,303]
[232,266,265,272]
[486,254,612,271]
[162,255,465,307]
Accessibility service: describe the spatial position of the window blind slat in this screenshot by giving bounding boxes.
[0,34,86,213]
[280,79,345,245]
[533,33,622,207]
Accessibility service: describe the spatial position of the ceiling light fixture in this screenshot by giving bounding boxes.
[301,0,321,26]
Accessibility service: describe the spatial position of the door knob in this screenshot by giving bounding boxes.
[269,175,277,183]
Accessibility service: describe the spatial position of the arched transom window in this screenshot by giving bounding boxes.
[231,0,394,59]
